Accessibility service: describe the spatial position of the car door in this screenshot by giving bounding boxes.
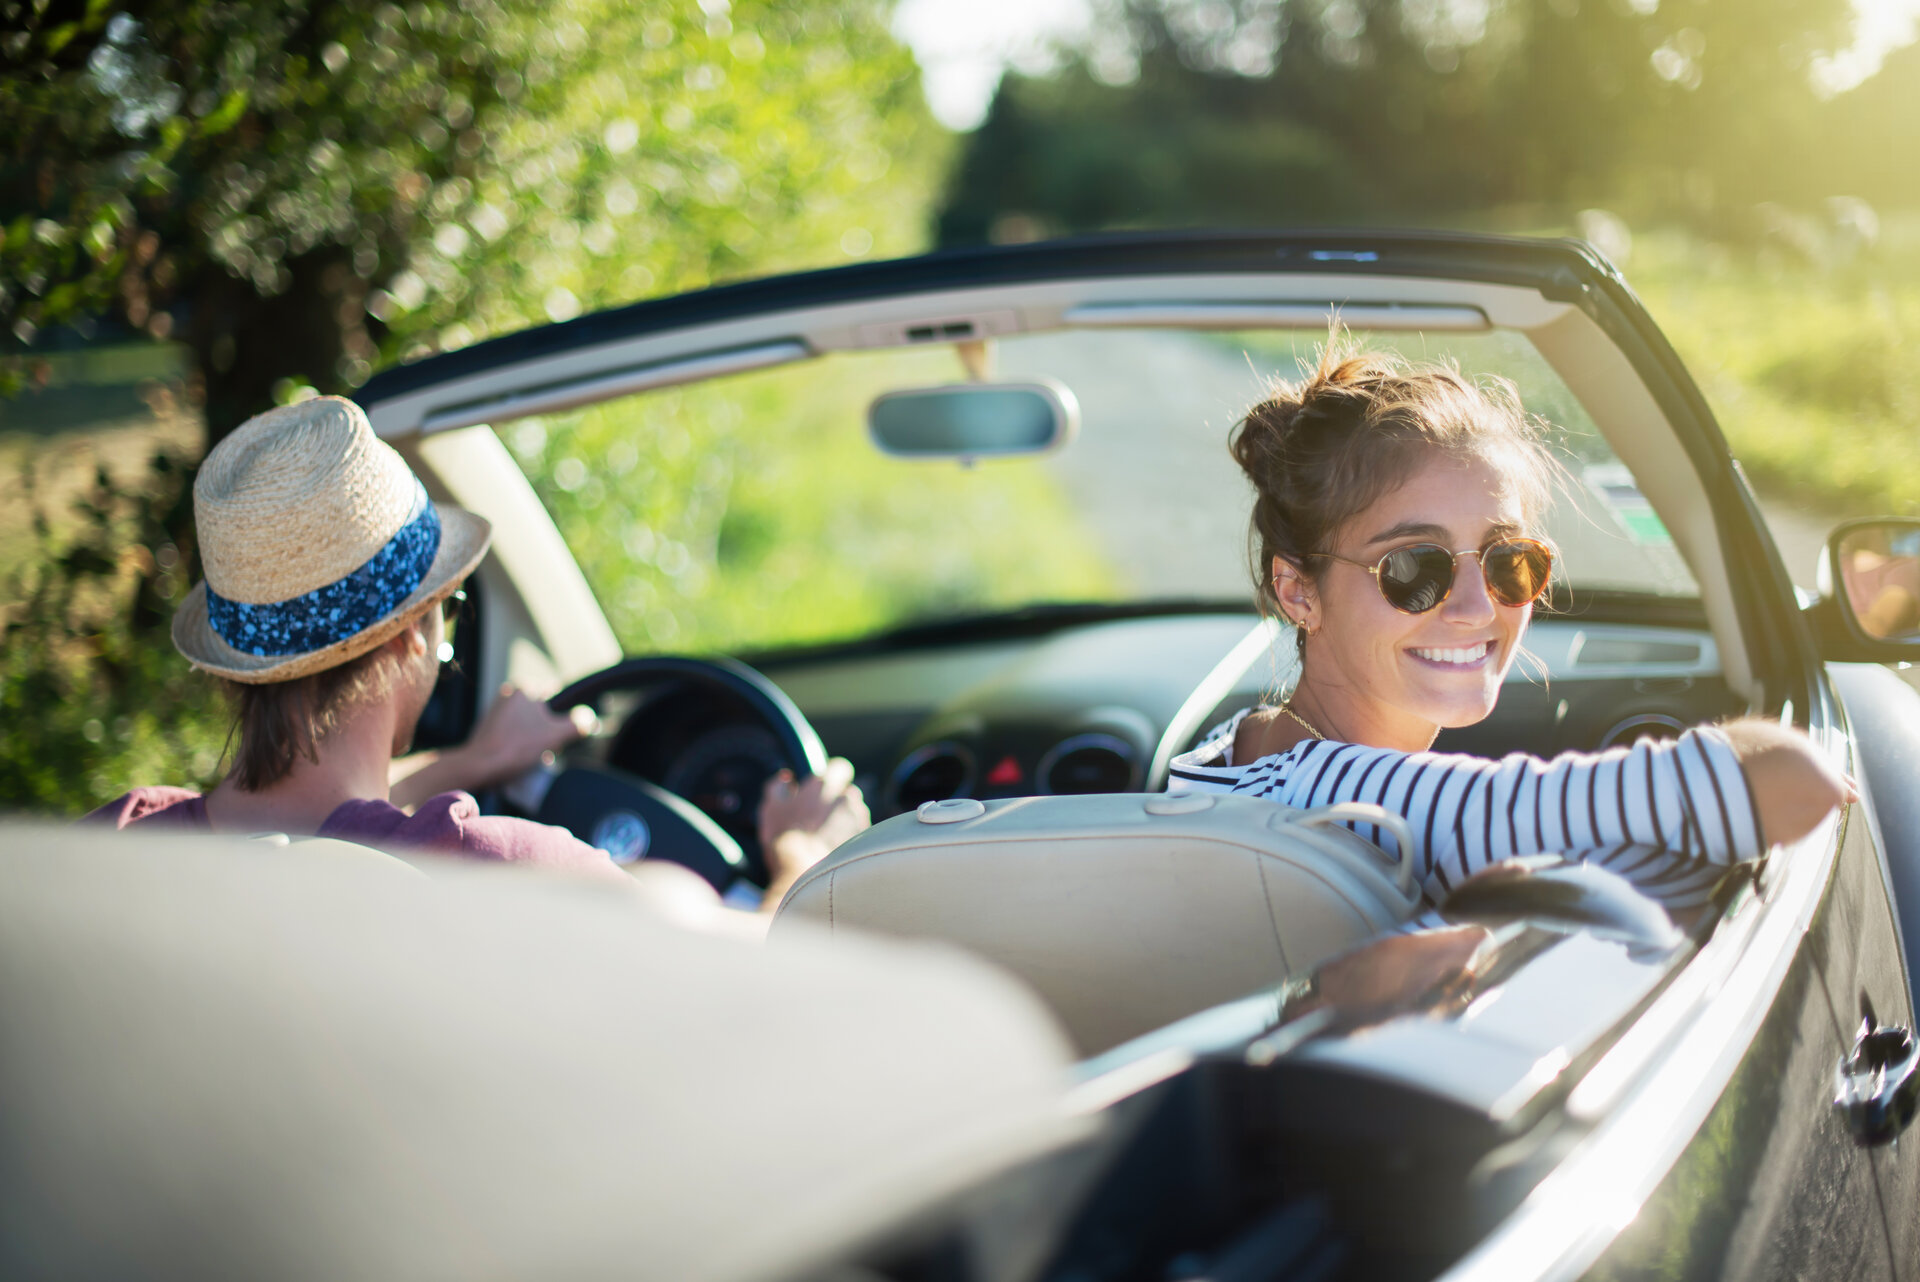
[1574,789,1902,1280]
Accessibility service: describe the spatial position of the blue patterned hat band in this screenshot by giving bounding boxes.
[205,480,443,657]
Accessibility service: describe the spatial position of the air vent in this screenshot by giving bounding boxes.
[1037,734,1139,795]
[1597,714,1688,751]
[1572,635,1703,666]
[889,742,976,811]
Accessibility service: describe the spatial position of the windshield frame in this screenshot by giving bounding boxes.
[364,229,1817,711]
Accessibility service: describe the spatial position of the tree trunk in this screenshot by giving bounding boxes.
[184,246,375,449]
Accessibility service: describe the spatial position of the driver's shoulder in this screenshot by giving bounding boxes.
[366,792,626,882]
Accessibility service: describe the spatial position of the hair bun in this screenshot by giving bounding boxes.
[1232,348,1402,472]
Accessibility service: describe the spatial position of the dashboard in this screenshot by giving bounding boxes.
[473,596,1747,869]
[728,607,1746,823]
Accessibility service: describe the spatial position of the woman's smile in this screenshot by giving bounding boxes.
[1406,639,1496,670]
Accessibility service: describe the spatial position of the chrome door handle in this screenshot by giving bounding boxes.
[1834,998,1920,1147]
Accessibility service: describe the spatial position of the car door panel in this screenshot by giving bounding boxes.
[1822,665,1920,1278]
[1579,917,1893,1281]
[1809,787,1919,1278]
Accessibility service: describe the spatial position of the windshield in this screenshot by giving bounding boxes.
[512,326,1699,655]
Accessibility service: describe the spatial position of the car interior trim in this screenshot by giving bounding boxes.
[851,307,1023,348]
[886,740,977,812]
[1034,732,1143,795]
[409,427,619,687]
[354,231,1595,398]
[1524,307,1756,703]
[1594,713,1689,750]
[1533,622,1718,681]
[1289,925,1683,1120]
[1147,617,1282,788]
[362,271,1571,442]
[411,338,813,437]
[1063,300,1491,331]
[1573,253,1811,691]
[1551,266,1819,713]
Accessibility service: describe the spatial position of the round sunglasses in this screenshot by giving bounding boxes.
[437,587,467,664]
[1308,537,1553,615]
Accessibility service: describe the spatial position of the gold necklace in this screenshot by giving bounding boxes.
[1278,701,1325,742]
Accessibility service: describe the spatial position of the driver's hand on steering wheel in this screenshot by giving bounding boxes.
[390,684,599,811]
[465,684,599,786]
[756,758,869,909]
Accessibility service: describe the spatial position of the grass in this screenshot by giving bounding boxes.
[0,345,198,605]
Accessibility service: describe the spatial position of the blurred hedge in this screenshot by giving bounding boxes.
[0,446,229,814]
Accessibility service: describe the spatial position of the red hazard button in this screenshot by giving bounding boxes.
[986,754,1023,787]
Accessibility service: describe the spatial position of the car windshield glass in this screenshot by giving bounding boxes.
[513,326,1699,654]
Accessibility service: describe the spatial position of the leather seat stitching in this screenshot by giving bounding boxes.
[1253,853,1292,974]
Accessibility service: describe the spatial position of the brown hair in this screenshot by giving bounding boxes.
[219,630,409,791]
[1229,341,1559,651]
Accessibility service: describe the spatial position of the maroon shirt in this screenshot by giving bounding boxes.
[86,786,624,882]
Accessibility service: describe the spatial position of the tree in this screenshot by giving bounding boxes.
[1,0,939,442]
[934,0,1857,243]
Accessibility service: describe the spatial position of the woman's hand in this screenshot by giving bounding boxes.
[755,758,870,912]
[1719,719,1856,848]
[1294,925,1491,1023]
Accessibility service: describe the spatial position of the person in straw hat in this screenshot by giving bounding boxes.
[87,397,867,916]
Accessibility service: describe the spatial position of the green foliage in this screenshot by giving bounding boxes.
[941,62,1366,244]
[1629,220,1920,515]
[1,0,948,812]
[2,0,942,436]
[937,0,1858,244]
[0,445,230,815]
[511,351,1117,655]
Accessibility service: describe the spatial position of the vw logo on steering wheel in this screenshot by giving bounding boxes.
[590,810,651,864]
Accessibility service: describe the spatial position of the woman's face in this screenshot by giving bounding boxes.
[1294,450,1536,741]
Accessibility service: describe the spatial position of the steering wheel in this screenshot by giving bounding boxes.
[536,656,828,891]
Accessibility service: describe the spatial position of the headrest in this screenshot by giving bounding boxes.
[772,793,1420,1054]
[0,824,1079,1281]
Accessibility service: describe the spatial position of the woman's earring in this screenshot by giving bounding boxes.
[1273,558,1316,639]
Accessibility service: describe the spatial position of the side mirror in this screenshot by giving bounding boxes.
[868,381,1079,460]
[1809,517,1920,660]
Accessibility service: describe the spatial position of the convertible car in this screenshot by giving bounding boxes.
[8,232,1920,1280]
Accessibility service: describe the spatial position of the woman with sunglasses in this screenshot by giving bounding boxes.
[1168,346,1851,914]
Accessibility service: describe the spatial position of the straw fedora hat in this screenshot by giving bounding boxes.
[172,396,491,683]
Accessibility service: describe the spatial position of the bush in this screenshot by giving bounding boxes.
[1628,220,1920,516]
[0,446,229,816]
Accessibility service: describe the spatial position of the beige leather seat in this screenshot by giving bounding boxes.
[0,822,1075,1282]
[255,831,429,876]
[771,793,1422,1055]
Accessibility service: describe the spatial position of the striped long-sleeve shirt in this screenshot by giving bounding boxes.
[1166,709,1764,911]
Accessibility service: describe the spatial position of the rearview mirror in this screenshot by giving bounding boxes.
[868,382,1079,460]
[1811,518,1920,659]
